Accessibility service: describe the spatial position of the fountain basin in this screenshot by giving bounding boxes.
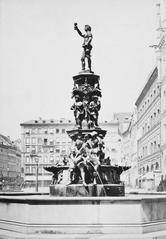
[50,183,125,196]
[1,194,166,238]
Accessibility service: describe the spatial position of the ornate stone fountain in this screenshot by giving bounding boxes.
[44,23,130,196]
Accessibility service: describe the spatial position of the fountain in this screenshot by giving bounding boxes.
[44,23,130,196]
[1,24,166,239]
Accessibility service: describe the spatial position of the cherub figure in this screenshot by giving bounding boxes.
[74,23,93,72]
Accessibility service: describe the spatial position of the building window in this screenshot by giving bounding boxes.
[25,129,30,135]
[155,162,159,170]
[150,143,153,154]
[154,141,157,152]
[38,146,42,153]
[43,147,48,153]
[38,138,42,144]
[32,167,36,174]
[43,156,48,163]
[26,147,30,153]
[25,167,30,174]
[44,138,48,145]
[56,129,59,134]
[143,167,145,175]
[31,146,36,154]
[142,127,144,135]
[31,128,36,134]
[38,128,41,134]
[50,129,54,134]
[55,149,60,153]
[151,164,154,171]
[38,167,42,174]
[25,156,30,163]
[50,140,54,145]
[150,115,153,127]
[44,129,48,134]
[50,156,54,163]
[62,129,65,134]
[50,147,54,153]
[25,137,30,144]
[32,137,36,145]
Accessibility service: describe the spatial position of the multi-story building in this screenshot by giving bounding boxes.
[135,67,162,189]
[121,110,138,187]
[155,1,166,182]
[20,118,75,187]
[20,116,130,187]
[100,120,123,166]
[113,112,133,134]
[0,134,21,184]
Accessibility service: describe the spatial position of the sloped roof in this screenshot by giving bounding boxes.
[135,67,158,107]
[0,134,13,146]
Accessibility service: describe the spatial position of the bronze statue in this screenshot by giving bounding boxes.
[71,95,85,129]
[87,96,101,128]
[74,23,93,72]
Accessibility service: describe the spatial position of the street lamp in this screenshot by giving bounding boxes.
[30,154,40,192]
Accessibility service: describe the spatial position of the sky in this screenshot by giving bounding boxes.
[0,0,157,140]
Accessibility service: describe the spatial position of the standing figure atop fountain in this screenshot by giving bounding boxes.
[74,23,93,73]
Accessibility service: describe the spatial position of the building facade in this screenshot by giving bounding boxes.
[20,116,130,187]
[0,134,21,186]
[155,1,166,186]
[121,111,138,187]
[20,118,75,187]
[100,120,123,166]
[135,67,162,189]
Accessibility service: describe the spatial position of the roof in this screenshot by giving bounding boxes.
[0,134,13,146]
[20,118,75,126]
[113,112,132,122]
[20,118,119,126]
[135,67,158,107]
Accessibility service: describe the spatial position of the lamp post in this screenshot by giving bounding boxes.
[30,154,40,192]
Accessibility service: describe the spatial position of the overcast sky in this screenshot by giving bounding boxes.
[0,0,157,139]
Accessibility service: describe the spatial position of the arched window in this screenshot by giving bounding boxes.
[147,165,149,172]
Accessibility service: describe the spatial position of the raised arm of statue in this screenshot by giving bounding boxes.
[74,23,84,37]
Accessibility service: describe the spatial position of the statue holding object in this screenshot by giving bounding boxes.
[74,23,93,73]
